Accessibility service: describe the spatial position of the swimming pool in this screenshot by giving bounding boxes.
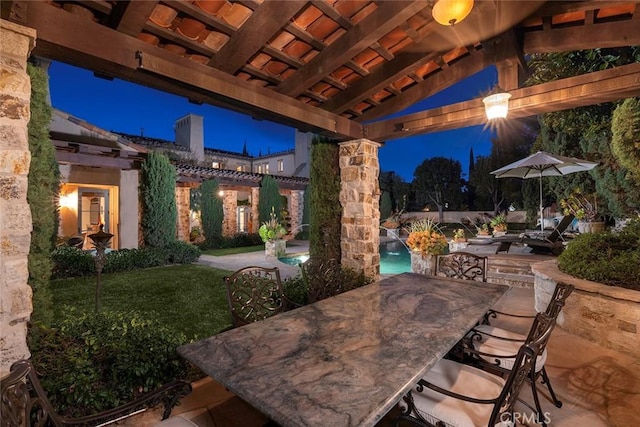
[278,240,411,274]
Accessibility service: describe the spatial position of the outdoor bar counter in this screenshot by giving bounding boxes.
[178,273,508,427]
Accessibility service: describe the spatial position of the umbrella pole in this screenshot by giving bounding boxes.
[539,173,544,232]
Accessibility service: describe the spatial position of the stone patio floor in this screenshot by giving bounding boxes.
[125,240,640,427]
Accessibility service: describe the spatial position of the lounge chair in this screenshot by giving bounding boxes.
[493,214,575,255]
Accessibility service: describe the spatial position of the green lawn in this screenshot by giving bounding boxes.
[201,245,264,256]
[49,264,235,340]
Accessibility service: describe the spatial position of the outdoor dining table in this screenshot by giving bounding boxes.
[178,272,509,427]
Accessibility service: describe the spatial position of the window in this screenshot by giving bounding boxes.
[236,165,245,172]
[277,159,284,172]
[264,163,270,174]
[257,164,263,173]
[212,162,220,169]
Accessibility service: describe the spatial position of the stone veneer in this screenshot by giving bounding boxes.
[532,260,640,359]
[250,187,260,234]
[288,189,304,239]
[222,189,237,236]
[0,20,36,372]
[175,186,191,241]
[339,139,381,279]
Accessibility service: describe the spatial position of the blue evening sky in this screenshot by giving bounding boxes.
[48,61,498,182]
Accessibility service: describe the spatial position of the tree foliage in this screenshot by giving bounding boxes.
[527,47,640,217]
[200,179,224,243]
[27,63,59,324]
[309,136,341,259]
[140,151,177,247]
[379,171,410,212]
[412,157,465,221]
[611,97,640,186]
[258,175,282,224]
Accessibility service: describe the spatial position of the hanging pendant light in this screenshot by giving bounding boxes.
[483,87,512,119]
[432,0,474,26]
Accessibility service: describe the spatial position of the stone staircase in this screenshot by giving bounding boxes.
[486,254,553,288]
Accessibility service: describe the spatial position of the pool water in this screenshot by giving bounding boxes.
[278,240,411,274]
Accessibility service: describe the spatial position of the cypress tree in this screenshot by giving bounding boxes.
[379,191,392,220]
[26,63,59,324]
[309,136,341,259]
[200,179,224,244]
[140,151,177,247]
[258,175,282,223]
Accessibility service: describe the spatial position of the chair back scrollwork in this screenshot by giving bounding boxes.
[224,266,286,327]
[436,252,488,282]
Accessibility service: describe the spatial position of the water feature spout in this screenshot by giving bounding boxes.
[289,223,310,235]
[379,226,410,251]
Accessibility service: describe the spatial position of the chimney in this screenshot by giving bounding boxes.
[174,114,204,161]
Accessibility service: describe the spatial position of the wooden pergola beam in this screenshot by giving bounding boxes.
[365,62,640,141]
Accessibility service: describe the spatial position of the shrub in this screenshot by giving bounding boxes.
[28,310,189,417]
[282,275,308,307]
[198,232,263,250]
[141,151,177,247]
[558,228,640,290]
[52,242,201,278]
[27,63,59,325]
[200,179,223,244]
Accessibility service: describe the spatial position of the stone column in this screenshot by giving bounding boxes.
[222,189,237,236]
[0,20,37,372]
[289,190,304,239]
[339,139,381,279]
[250,187,260,234]
[119,170,138,249]
[175,186,191,242]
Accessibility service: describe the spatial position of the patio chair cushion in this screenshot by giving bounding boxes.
[471,324,547,372]
[401,359,512,427]
[155,415,199,426]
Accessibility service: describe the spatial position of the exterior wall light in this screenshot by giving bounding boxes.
[432,0,474,26]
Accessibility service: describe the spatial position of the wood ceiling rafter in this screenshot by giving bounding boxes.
[208,0,307,73]
[112,1,158,35]
[277,0,428,97]
[366,62,640,141]
[524,20,640,52]
[19,0,361,140]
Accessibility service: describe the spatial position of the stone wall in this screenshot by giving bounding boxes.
[339,139,380,279]
[532,260,640,359]
[0,20,36,372]
[175,186,190,242]
[222,189,237,236]
[289,190,304,238]
[250,187,260,234]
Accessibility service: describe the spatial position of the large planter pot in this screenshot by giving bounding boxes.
[387,228,400,239]
[265,239,286,258]
[449,241,469,252]
[577,221,606,234]
[410,251,436,276]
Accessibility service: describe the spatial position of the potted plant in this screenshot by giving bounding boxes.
[560,188,604,233]
[490,213,508,236]
[259,208,287,257]
[405,218,448,275]
[449,228,469,252]
[381,211,402,239]
[476,223,491,238]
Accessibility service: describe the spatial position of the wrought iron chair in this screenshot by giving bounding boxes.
[396,312,556,427]
[299,257,343,303]
[465,294,572,427]
[1,359,191,427]
[223,266,287,328]
[435,252,488,282]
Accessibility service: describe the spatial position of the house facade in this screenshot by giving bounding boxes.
[52,110,309,249]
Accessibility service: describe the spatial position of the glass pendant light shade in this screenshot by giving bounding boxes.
[432,0,474,26]
[483,89,512,119]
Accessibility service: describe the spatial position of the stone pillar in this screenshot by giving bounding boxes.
[0,20,37,372]
[339,139,381,279]
[119,170,138,249]
[289,190,304,239]
[222,189,237,236]
[250,187,260,234]
[175,186,191,242]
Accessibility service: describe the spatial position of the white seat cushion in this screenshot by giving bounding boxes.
[400,359,513,427]
[471,325,546,372]
[154,416,199,427]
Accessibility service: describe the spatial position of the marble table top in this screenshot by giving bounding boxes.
[178,273,508,427]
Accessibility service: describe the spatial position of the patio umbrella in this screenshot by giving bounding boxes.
[491,151,598,231]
